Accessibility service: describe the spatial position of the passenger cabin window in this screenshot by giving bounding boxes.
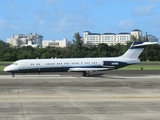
[72,62,79,64]
[64,63,70,65]
[46,63,55,65]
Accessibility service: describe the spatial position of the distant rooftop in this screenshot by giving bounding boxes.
[84,29,141,35]
[118,32,130,35]
[84,31,100,35]
[103,33,116,35]
[84,31,91,33]
[148,34,156,37]
[132,29,141,31]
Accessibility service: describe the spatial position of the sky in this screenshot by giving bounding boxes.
[0,0,160,42]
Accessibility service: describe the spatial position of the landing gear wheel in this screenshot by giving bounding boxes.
[86,73,90,77]
[12,72,15,77]
[83,72,87,76]
[83,72,90,77]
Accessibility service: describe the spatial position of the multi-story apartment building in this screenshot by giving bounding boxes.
[83,29,142,46]
[7,33,43,47]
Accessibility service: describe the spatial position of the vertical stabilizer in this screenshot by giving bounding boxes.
[120,42,157,59]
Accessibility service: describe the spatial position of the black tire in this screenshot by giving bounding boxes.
[86,73,90,77]
[12,72,15,77]
[83,72,87,76]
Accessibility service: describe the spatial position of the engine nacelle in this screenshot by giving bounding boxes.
[102,61,128,69]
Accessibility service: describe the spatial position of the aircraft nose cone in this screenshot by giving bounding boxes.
[4,66,10,72]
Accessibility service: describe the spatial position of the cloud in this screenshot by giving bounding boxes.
[9,2,16,10]
[118,19,134,29]
[3,21,29,31]
[81,3,87,10]
[49,14,94,34]
[150,15,160,25]
[7,14,20,19]
[59,17,69,28]
[11,21,23,30]
[133,5,154,16]
[33,9,49,21]
[0,20,5,28]
[32,9,50,28]
[0,20,24,31]
[39,20,45,26]
[8,1,27,12]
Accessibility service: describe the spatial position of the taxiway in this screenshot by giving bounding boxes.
[0,71,160,120]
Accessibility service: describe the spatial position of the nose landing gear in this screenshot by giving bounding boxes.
[12,72,15,77]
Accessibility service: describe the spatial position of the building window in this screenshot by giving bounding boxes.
[49,42,59,46]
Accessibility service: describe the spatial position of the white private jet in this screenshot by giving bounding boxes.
[4,42,157,77]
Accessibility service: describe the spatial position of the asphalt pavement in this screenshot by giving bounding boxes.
[0,72,160,120]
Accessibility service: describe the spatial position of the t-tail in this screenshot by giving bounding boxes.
[120,42,158,59]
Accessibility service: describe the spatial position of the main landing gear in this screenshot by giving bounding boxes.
[83,71,90,77]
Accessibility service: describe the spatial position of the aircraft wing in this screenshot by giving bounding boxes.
[68,67,113,72]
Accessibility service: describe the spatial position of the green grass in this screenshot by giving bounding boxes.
[119,62,160,70]
[119,65,160,70]
[0,66,5,71]
[0,61,12,65]
[0,62,12,71]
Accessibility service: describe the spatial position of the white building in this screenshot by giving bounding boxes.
[7,34,25,47]
[83,29,142,46]
[42,39,71,48]
[130,29,142,39]
[148,35,158,42]
[7,33,43,47]
[27,33,43,47]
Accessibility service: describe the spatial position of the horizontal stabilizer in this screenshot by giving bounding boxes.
[131,42,158,48]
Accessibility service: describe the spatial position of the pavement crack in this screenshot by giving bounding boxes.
[18,87,25,120]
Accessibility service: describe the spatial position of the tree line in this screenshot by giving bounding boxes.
[0,32,159,61]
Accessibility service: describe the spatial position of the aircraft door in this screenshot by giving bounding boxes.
[18,61,23,70]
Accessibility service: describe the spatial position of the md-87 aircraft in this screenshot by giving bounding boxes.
[4,42,157,77]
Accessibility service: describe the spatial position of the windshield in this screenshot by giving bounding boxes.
[13,62,18,65]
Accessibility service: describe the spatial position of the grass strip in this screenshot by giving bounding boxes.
[0,66,5,71]
[119,65,160,70]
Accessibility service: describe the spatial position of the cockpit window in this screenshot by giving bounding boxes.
[13,62,18,65]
